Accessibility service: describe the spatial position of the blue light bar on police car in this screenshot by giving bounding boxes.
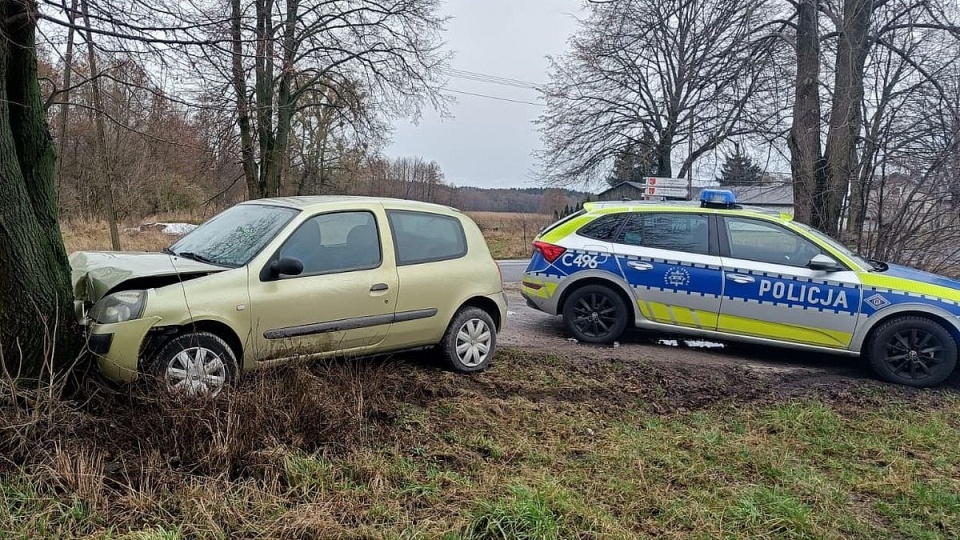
[699,189,737,208]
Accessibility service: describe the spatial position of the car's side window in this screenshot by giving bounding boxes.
[724,217,821,267]
[616,213,709,254]
[387,210,467,266]
[577,213,626,241]
[279,211,381,275]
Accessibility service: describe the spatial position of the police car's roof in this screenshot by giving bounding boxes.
[583,200,790,220]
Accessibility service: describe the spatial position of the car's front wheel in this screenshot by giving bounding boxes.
[146,331,239,397]
[562,284,628,344]
[868,316,957,387]
[439,307,497,372]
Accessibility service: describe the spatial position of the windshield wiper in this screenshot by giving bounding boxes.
[161,247,176,256]
[176,251,215,264]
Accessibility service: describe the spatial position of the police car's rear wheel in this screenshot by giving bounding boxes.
[563,285,628,344]
[869,317,957,388]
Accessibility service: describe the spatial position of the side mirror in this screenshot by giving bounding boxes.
[270,257,303,278]
[807,253,843,272]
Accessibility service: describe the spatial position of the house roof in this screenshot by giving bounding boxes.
[596,181,647,196]
[727,185,794,206]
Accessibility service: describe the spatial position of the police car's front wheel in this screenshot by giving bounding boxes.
[563,285,628,344]
[868,316,957,388]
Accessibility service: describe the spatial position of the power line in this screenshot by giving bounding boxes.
[443,68,545,91]
[444,88,546,107]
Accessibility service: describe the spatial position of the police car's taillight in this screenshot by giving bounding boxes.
[533,240,566,263]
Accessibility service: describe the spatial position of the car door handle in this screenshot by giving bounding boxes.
[627,261,653,271]
[726,273,755,284]
[370,283,389,292]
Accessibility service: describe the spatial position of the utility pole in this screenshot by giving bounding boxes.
[687,115,694,200]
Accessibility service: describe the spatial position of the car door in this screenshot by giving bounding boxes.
[379,209,474,350]
[716,216,862,348]
[248,207,399,361]
[611,212,725,330]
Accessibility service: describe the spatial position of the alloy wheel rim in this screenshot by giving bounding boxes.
[166,346,227,397]
[883,329,944,380]
[455,318,492,367]
[572,293,618,338]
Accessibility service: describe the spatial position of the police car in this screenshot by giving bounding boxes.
[522,189,960,387]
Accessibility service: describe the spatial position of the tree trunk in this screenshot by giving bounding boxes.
[56,0,79,196]
[263,0,299,197]
[230,0,258,200]
[254,0,275,198]
[825,0,872,237]
[788,0,827,228]
[80,0,121,249]
[656,134,673,177]
[0,0,81,375]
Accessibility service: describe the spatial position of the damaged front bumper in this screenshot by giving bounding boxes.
[83,316,162,382]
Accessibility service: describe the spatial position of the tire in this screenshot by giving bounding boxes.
[562,284,628,344]
[438,307,498,372]
[146,331,239,397]
[868,316,957,388]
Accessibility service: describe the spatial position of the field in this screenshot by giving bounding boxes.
[2,349,960,538]
[60,211,553,260]
[465,212,554,259]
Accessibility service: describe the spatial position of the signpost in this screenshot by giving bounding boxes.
[641,177,689,200]
[644,186,689,198]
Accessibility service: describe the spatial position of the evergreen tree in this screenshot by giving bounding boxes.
[717,145,764,186]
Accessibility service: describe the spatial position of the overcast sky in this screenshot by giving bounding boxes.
[382,0,584,189]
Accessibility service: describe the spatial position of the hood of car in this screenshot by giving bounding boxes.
[70,251,226,303]
[879,263,960,292]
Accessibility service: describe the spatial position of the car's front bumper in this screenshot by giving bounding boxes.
[84,316,162,382]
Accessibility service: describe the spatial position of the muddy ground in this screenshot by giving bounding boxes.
[483,285,960,412]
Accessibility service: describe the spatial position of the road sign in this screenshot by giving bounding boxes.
[644,186,689,198]
[643,177,689,189]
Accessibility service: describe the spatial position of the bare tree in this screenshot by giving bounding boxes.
[537,0,780,185]
[221,0,447,199]
[788,0,960,235]
[1,0,79,373]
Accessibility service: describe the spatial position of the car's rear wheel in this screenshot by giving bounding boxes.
[868,316,957,387]
[439,307,497,372]
[146,332,239,397]
[563,284,628,344]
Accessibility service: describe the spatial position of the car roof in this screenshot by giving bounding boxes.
[583,200,791,220]
[241,196,461,214]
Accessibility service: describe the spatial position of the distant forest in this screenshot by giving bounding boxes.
[453,186,591,214]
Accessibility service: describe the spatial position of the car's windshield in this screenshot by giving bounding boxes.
[790,221,874,270]
[167,204,299,267]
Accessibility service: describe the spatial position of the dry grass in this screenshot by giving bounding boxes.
[61,209,216,253]
[62,211,554,259]
[3,348,960,538]
[466,212,554,259]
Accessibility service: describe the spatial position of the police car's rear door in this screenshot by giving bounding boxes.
[716,216,862,349]
[611,212,724,330]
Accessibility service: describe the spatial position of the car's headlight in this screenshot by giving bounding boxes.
[88,290,147,324]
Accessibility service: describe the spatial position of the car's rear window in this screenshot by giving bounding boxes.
[387,210,468,266]
[577,213,627,241]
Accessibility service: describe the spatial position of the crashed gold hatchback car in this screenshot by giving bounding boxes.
[71,197,507,396]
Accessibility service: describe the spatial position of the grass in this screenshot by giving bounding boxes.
[2,348,960,538]
[465,212,554,259]
[60,211,553,259]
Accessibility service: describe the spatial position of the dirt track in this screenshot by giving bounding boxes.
[491,285,960,409]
